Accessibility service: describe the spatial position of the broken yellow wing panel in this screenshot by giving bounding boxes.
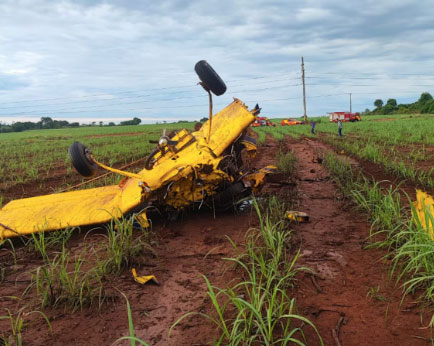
[0,178,143,239]
[135,100,255,190]
[413,189,434,239]
[197,99,255,155]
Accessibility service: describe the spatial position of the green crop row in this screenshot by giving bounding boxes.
[254,115,434,192]
[0,123,195,202]
[323,152,434,325]
[268,113,434,146]
[0,213,155,344]
[172,198,323,345]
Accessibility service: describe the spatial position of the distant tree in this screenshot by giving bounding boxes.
[374,99,383,108]
[21,121,38,130]
[200,117,208,122]
[99,121,103,127]
[108,122,116,126]
[386,99,397,107]
[418,92,433,105]
[119,117,141,126]
[53,120,69,128]
[69,122,80,127]
[382,104,395,114]
[397,105,410,114]
[0,122,10,133]
[11,122,26,132]
[421,99,434,114]
[40,117,54,129]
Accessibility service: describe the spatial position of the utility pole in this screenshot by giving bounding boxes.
[301,57,307,122]
[349,93,352,113]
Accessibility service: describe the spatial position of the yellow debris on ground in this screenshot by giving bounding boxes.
[132,268,159,285]
[244,165,277,193]
[286,211,310,223]
[412,189,434,239]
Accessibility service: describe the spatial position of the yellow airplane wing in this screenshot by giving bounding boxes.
[0,178,143,239]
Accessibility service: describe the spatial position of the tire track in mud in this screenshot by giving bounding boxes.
[289,138,431,346]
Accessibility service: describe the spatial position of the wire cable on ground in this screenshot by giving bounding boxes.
[59,156,147,192]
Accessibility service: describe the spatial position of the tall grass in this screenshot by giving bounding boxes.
[323,152,405,246]
[112,294,150,346]
[28,247,106,311]
[0,122,195,195]
[390,201,434,323]
[323,151,434,321]
[322,152,355,196]
[23,213,154,311]
[276,148,297,176]
[0,306,52,346]
[27,227,75,260]
[351,179,405,248]
[172,198,323,345]
[322,135,434,190]
[96,213,155,277]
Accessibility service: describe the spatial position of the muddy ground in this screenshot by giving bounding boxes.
[288,137,431,345]
[1,136,433,345]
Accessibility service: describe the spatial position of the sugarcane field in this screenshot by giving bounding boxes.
[1,2,434,346]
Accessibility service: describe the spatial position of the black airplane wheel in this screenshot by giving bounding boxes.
[68,142,98,177]
[195,60,227,96]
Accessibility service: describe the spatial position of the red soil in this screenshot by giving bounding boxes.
[1,137,432,345]
[289,138,431,345]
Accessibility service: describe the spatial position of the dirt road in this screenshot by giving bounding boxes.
[289,137,431,346]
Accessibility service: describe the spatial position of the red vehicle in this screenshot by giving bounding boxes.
[252,116,275,127]
[281,118,303,126]
[329,112,361,122]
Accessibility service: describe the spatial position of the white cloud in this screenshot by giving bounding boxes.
[295,7,331,22]
[0,0,434,123]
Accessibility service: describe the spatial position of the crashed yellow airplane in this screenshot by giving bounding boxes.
[0,61,275,239]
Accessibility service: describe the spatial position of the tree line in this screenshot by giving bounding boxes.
[0,117,142,133]
[365,92,434,115]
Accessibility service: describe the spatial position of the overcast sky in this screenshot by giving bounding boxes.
[1,0,434,124]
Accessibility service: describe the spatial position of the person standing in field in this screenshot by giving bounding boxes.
[337,119,343,137]
[311,121,316,134]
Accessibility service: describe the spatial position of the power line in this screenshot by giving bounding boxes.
[0,77,301,111]
[307,93,347,98]
[2,91,423,119]
[0,83,302,117]
[2,65,433,120]
[0,72,300,107]
[307,71,434,77]
[306,83,434,87]
[0,93,353,119]
[307,75,434,81]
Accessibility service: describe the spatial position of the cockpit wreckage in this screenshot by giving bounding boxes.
[0,61,277,239]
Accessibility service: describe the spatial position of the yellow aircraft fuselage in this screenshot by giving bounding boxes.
[0,99,259,239]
